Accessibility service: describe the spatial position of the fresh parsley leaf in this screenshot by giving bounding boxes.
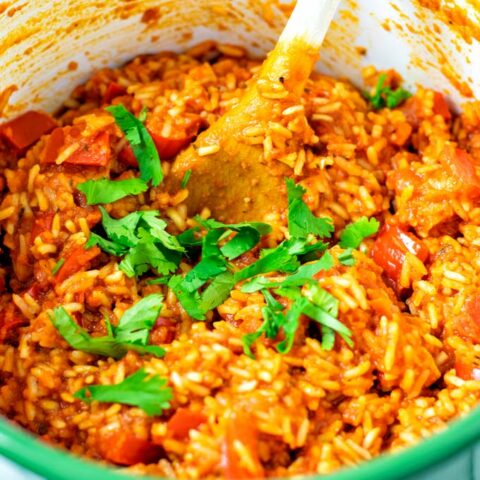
[339,216,380,249]
[198,272,236,313]
[220,226,260,260]
[119,229,180,278]
[168,275,205,320]
[304,283,338,317]
[77,178,148,205]
[85,232,127,256]
[194,216,272,236]
[74,368,172,416]
[181,256,227,293]
[276,297,308,354]
[338,248,355,266]
[51,258,65,275]
[302,302,353,347]
[140,212,184,252]
[113,294,164,345]
[234,244,300,282]
[177,228,202,249]
[181,169,192,188]
[106,105,163,186]
[99,207,143,248]
[364,74,412,110]
[241,251,333,293]
[49,302,165,359]
[286,178,334,239]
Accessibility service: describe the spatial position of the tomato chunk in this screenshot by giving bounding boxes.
[452,294,480,343]
[222,411,264,479]
[30,211,55,244]
[103,82,127,104]
[42,127,111,167]
[99,430,163,466]
[433,92,452,122]
[371,224,428,288]
[55,245,101,283]
[442,146,480,199]
[167,408,206,440]
[118,114,201,165]
[455,360,480,381]
[0,111,57,153]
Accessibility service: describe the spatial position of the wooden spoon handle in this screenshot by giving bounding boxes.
[259,0,341,96]
[279,0,341,49]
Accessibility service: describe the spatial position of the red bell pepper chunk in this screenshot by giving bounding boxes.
[433,92,451,122]
[30,211,55,244]
[371,224,428,288]
[166,408,207,440]
[442,147,480,199]
[452,294,480,344]
[54,245,101,284]
[118,130,195,166]
[99,430,163,466]
[0,111,56,153]
[42,127,111,167]
[103,82,127,105]
[455,360,480,381]
[222,411,264,479]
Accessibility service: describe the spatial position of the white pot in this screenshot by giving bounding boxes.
[0,0,479,120]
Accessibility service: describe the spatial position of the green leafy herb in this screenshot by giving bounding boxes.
[286,178,334,239]
[74,368,172,416]
[51,258,65,275]
[77,178,148,205]
[337,248,355,266]
[87,208,184,278]
[181,169,192,189]
[364,74,412,110]
[119,229,181,278]
[105,105,163,186]
[49,294,165,359]
[339,216,380,249]
[241,251,333,293]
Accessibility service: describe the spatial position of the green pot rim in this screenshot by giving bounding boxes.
[1,404,480,480]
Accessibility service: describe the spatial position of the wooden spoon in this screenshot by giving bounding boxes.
[167,0,341,222]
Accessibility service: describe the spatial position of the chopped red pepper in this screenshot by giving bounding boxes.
[455,360,480,381]
[54,245,101,284]
[99,430,163,466]
[433,92,452,122]
[166,408,207,440]
[371,223,428,288]
[452,294,480,344]
[222,411,264,479]
[30,211,55,244]
[0,111,57,153]
[103,82,127,105]
[118,114,201,165]
[442,146,480,199]
[42,126,111,167]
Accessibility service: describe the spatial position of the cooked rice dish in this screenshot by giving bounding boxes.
[1,41,480,479]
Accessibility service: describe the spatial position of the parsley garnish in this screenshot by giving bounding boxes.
[106,104,163,186]
[51,258,65,275]
[339,216,380,249]
[169,219,271,320]
[364,73,411,110]
[86,207,183,278]
[74,368,172,416]
[49,294,165,359]
[181,169,192,189]
[77,178,148,205]
[286,178,334,238]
